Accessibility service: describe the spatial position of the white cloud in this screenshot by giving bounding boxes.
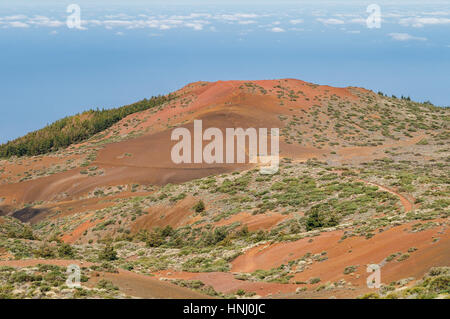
[271,27,285,32]
[238,20,256,25]
[0,11,267,32]
[388,33,427,41]
[349,18,367,25]
[422,11,450,16]
[317,18,345,25]
[190,13,213,19]
[334,13,360,18]
[29,16,64,27]
[0,11,214,32]
[0,15,65,28]
[399,17,450,27]
[11,10,439,35]
[185,22,203,30]
[289,19,303,25]
[105,13,133,20]
[311,10,326,17]
[215,13,259,22]
[100,20,138,29]
[9,21,29,28]
[1,15,28,21]
[383,13,405,18]
[83,16,208,31]
[169,13,212,20]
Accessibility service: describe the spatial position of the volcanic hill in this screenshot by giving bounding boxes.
[0,79,448,299]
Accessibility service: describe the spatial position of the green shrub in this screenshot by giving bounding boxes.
[98,244,118,261]
[58,243,75,258]
[343,265,358,275]
[96,279,119,291]
[193,200,205,213]
[305,209,339,231]
[34,244,56,259]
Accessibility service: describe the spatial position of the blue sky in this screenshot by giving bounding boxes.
[0,0,449,143]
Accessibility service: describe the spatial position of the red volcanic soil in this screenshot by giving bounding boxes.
[0,246,14,260]
[198,211,290,231]
[86,270,209,299]
[131,196,198,232]
[43,190,155,219]
[45,194,137,219]
[155,270,299,297]
[107,78,362,138]
[0,79,364,211]
[0,154,83,186]
[173,79,361,112]
[0,187,155,225]
[61,214,102,244]
[231,220,450,295]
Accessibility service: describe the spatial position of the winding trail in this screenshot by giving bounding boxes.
[360,180,415,212]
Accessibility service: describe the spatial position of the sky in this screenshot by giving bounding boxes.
[0,0,449,143]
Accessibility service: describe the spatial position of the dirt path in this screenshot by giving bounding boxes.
[361,180,414,212]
